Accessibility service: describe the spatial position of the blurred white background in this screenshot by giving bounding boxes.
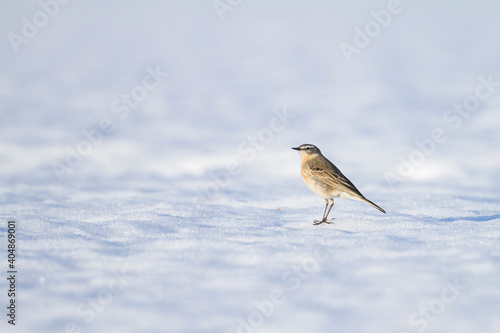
[1,0,499,193]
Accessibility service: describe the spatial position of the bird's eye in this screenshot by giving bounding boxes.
[306,147,310,150]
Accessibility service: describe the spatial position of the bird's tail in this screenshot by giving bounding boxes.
[361,197,386,213]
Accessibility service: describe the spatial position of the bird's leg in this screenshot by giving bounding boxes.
[321,199,329,221]
[324,199,334,221]
[314,199,333,225]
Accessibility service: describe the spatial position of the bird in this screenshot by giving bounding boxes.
[292,144,385,225]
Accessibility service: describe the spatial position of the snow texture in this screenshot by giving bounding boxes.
[1,1,499,332]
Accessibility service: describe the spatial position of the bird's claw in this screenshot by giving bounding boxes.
[313,219,334,225]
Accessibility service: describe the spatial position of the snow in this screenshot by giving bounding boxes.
[1,1,500,332]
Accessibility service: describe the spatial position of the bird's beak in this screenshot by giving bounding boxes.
[291,147,300,151]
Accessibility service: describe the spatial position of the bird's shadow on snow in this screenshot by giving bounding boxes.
[439,214,500,223]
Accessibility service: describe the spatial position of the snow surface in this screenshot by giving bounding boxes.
[1,1,500,332]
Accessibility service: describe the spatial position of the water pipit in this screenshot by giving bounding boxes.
[292,144,386,225]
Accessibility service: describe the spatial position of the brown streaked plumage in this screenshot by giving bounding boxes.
[292,144,385,225]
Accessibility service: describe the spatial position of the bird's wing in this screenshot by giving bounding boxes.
[305,160,365,199]
[304,159,386,213]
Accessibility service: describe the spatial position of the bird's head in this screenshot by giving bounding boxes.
[292,144,321,158]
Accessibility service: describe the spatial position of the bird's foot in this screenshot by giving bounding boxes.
[313,219,334,225]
